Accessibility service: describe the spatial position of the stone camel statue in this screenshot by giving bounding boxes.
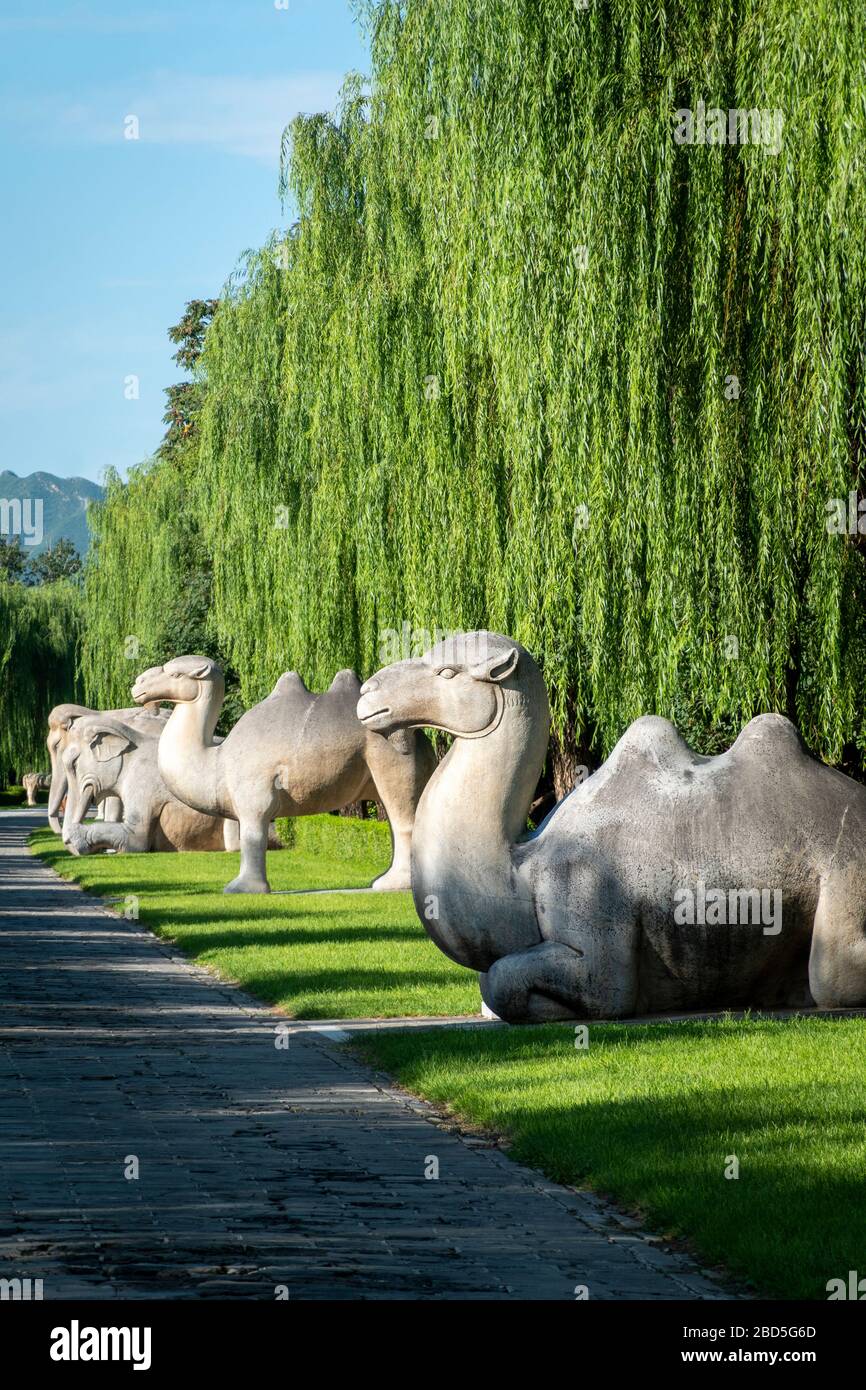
[61,714,237,855]
[47,702,168,833]
[131,655,436,894]
[22,772,50,805]
[357,629,866,1023]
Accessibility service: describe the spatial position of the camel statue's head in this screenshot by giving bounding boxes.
[358,630,536,738]
[60,716,138,837]
[132,655,224,707]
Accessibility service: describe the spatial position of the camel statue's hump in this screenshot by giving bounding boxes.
[607,712,803,773]
[329,669,362,692]
[552,711,815,824]
[607,715,699,771]
[269,671,312,699]
[298,670,363,720]
[266,669,362,711]
[728,712,803,757]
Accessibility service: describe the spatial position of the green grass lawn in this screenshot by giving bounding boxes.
[30,826,479,1019]
[354,1015,866,1300]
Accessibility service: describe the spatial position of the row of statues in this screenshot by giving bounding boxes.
[22,771,50,805]
[44,630,866,1022]
[47,660,435,893]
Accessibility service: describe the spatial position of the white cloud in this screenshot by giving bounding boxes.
[10,70,345,165]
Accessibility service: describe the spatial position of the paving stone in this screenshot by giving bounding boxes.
[0,809,739,1300]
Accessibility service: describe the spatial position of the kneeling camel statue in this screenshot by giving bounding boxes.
[357,630,866,1022]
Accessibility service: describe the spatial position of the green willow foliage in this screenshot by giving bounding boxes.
[80,460,200,710]
[0,581,82,780]
[92,0,866,772]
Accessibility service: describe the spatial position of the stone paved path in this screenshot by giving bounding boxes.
[0,810,734,1300]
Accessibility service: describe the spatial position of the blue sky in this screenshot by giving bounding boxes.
[0,0,369,484]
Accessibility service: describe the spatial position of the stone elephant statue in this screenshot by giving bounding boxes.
[22,772,50,805]
[46,701,167,833]
[61,715,238,855]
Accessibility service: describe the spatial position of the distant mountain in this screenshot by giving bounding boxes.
[0,471,104,557]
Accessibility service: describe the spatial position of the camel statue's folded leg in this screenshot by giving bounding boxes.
[479,938,639,1023]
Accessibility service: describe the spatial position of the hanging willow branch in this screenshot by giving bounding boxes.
[82,0,866,775]
[0,581,82,781]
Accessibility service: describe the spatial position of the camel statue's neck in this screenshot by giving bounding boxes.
[158,685,224,814]
[411,674,550,972]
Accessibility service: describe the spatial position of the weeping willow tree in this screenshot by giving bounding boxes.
[80,463,185,709]
[92,0,866,787]
[0,581,82,782]
[79,460,215,710]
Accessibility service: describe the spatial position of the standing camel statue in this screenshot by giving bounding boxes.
[131,656,436,894]
[356,629,866,1023]
[46,702,167,833]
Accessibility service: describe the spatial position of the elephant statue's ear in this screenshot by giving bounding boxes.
[90,730,134,762]
[469,646,519,684]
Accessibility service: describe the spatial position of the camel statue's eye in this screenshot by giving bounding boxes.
[438,667,456,680]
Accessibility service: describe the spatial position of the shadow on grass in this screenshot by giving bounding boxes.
[241,965,470,1005]
[354,1018,866,1299]
[30,830,474,1019]
[147,922,425,949]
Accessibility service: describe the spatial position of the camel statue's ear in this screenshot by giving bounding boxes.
[469,647,519,684]
[90,731,134,762]
[167,657,212,680]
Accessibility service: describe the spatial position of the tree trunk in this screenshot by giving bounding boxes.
[549,728,595,802]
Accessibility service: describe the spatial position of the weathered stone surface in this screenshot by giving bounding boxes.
[0,809,733,1300]
[60,715,234,855]
[131,656,435,895]
[46,701,167,833]
[21,773,49,806]
[358,629,866,1022]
